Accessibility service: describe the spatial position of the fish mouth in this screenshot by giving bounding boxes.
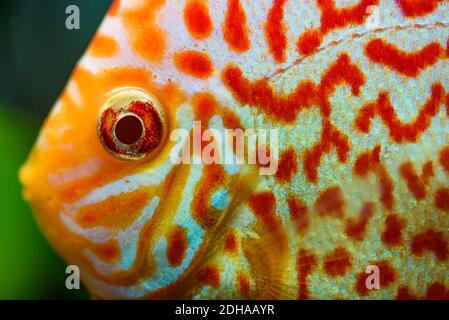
[19,148,80,276]
[19,149,56,221]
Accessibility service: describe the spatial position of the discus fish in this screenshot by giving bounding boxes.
[20,0,449,299]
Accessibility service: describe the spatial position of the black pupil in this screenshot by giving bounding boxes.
[114,114,144,145]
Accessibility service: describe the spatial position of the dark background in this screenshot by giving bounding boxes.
[0,0,112,299]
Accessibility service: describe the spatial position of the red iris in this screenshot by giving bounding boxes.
[98,100,164,160]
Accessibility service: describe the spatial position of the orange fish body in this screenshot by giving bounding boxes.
[20,0,449,299]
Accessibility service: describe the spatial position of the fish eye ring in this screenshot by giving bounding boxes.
[97,89,165,161]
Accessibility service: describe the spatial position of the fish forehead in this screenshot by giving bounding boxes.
[21,0,449,299]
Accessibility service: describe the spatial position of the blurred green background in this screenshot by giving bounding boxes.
[0,0,112,299]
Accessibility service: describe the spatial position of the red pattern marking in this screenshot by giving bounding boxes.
[446,38,449,56]
[381,214,406,247]
[192,164,227,229]
[248,192,280,231]
[224,54,364,182]
[439,146,449,174]
[174,50,213,79]
[167,227,188,267]
[197,266,220,288]
[266,0,287,63]
[435,188,449,212]
[396,286,418,300]
[355,84,446,143]
[223,54,364,121]
[365,39,443,77]
[222,66,316,122]
[397,283,449,300]
[222,110,244,130]
[92,241,121,263]
[411,229,448,261]
[297,30,323,56]
[307,54,364,182]
[355,260,397,296]
[303,121,350,183]
[426,282,449,300]
[184,0,213,39]
[345,202,376,241]
[397,0,443,17]
[297,0,378,55]
[224,231,238,254]
[192,93,244,135]
[297,249,318,300]
[288,197,309,232]
[223,0,250,53]
[354,146,381,177]
[420,162,434,184]
[192,93,218,123]
[323,247,352,277]
[352,146,394,210]
[319,0,379,34]
[318,54,366,116]
[237,273,250,297]
[314,186,345,218]
[275,149,298,183]
[399,161,434,200]
[379,166,395,210]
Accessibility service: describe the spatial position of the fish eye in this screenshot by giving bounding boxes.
[97,89,165,161]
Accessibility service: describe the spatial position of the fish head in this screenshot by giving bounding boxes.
[19,0,266,299]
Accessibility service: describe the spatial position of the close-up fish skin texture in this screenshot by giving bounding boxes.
[19,0,449,300]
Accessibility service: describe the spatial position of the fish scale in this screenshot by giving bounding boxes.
[19,0,449,299]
